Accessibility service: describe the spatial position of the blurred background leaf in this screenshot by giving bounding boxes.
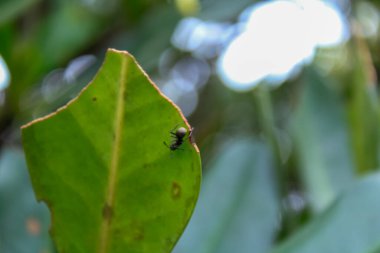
[173,138,278,253]
[345,36,380,174]
[271,173,380,253]
[292,68,355,212]
[0,148,52,253]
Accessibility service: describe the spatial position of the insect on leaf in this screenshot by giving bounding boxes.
[21,49,201,253]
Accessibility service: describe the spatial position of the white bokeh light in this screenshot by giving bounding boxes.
[218,0,349,91]
[302,0,348,47]
[0,56,10,91]
[172,17,235,59]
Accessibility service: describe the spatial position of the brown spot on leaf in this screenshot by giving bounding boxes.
[102,203,113,221]
[128,221,145,241]
[171,182,181,199]
[133,228,144,241]
[26,217,41,236]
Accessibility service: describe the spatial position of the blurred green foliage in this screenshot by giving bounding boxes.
[2,0,380,252]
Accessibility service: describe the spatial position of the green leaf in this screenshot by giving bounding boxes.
[292,69,354,212]
[173,138,279,253]
[270,172,380,253]
[21,49,201,253]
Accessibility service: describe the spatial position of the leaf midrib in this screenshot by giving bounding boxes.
[98,54,128,253]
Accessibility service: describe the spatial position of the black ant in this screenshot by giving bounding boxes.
[164,126,192,151]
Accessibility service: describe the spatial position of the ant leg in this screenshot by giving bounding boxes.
[170,124,183,136]
[170,124,179,133]
[188,127,195,143]
[163,141,170,148]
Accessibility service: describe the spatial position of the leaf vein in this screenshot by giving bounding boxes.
[98,55,128,253]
